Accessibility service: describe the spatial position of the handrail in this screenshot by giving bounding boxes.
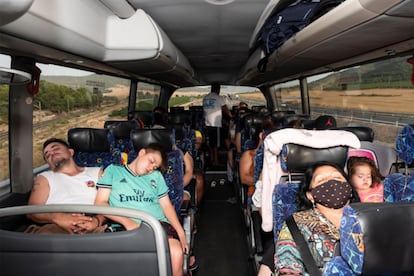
[0,204,171,276]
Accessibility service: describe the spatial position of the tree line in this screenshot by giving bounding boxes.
[0,80,119,124]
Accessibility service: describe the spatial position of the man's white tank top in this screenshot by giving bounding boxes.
[40,167,101,204]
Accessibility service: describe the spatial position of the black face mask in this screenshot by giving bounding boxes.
[311,179,353,209]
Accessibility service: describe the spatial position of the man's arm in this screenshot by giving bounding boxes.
[183,151,194,188]
[27,175,57,223]
[27,175,101,234]
[222,104,233,118]
[94,187,139,230]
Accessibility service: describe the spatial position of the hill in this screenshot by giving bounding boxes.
[41,74,130,90]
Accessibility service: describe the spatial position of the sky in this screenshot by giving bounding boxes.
[0,54,92,76]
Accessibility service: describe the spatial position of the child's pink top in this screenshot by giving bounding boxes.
[358,183,384,202]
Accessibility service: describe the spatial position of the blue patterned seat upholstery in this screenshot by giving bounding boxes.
[164,150,184,215]
[324,203,414,275]
[272,182,300,240]
[104,120,139,164]
[382,124,414,203]
[384,173,414,202]
[253,143,264,184]
[68,127,118,169]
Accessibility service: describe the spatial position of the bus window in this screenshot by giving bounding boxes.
[136,82,161,111]
[32,64,129,172]
[0,64,10,194]
[271,80,301,112]
[0,55,10,195]
[308,55,414,146]
[171,85,263,110]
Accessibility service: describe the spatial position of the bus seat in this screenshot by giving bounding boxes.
[324,203,414,275]
[0,205,172,276]
[383,124,414,202]
[272,143,349,239]
[189,105,204,130]
[104,120,139,163]
[336,126,375,142]
[67,127,118,169]
[130,128,192,272]
[360,141,397,176]
[261,128,360,232]
[129,110,153,128]
[130,128,183,214]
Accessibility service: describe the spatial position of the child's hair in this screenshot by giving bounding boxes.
[347,156,383,186]
[143,143,168,173]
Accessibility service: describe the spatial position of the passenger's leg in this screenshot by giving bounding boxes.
[195,171,204,206]
[168,238,184,276]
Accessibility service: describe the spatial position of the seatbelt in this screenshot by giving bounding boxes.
[286,216,322,276]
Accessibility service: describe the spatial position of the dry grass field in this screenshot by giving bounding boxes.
[240,88,414,113]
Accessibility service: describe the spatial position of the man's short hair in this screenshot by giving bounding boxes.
[43,138,69,150]
[211,83,220,93]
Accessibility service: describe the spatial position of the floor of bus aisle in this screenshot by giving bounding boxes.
[192,171,256,276]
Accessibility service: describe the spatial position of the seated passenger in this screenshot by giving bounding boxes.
[95,143,188,276]
[275,161,359,275]
[239,127,263,204]
[182,144,194,203]
[240,115,276,204]
[152,106,168,128]
[347,156,384,202]
[26,138,105,234]
[313,115,337,130]
[194,130,205,206]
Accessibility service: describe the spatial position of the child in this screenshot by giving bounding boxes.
[347,156,384,202]
[95,143,188,276]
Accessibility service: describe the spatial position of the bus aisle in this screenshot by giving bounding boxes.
[192,169,256,276]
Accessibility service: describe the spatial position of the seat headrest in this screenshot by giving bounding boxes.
[243,113,264,129]
[130,111,152,127]
[104,120,138,139]
[168,112,191,125]
[281,143,348,171]
[131,128,173,153]
[346,203,414,274]
[336,126,375,142]
[169,106,184,113]
[68,128,111,152]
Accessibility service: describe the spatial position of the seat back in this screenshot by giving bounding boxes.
[104,120,139,163]
[382,125,414,202]
[68,127,117,169]
[129,110,153,128]
[325,203,414,275]
[273,143,349,239]
[262,128,360,232]
[0,205,172,276]
[336,126,375,142]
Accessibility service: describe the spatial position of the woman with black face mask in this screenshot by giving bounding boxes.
[274,161,360,276]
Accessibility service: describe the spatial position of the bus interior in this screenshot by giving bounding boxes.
[1,0,414,275]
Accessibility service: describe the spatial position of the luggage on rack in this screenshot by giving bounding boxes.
[257,0,345,72]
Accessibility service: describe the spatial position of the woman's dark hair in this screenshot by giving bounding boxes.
[297,161,360,211]
[347,156,384,185]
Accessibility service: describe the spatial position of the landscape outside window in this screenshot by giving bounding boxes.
[277,55,414,146]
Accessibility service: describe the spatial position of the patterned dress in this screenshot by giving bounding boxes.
[275,209,340,275]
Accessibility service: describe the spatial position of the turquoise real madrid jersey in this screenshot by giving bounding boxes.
[97,164,169,223]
